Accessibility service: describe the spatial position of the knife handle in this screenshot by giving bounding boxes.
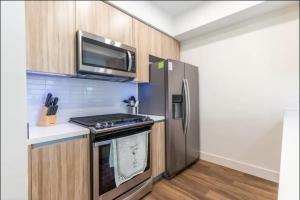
[45,93,52,107]
[53,105,58,115]
[53,97,59,106]
[46,106,53,115]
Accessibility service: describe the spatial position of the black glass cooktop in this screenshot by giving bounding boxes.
[70,113,151,130]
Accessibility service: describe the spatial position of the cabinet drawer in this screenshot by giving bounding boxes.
[29,137,89,200]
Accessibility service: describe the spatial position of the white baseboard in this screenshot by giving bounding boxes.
[200,151,279,183]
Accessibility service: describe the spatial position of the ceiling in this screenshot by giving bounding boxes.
[151,1,204,17]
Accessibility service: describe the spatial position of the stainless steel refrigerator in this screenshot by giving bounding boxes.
[139,59,199,178]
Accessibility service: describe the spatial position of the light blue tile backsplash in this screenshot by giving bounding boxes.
[27,74,137,126]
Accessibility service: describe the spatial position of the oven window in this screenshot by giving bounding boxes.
[99,143,116,195]
[82,37,128,71]
[98,136,151,196]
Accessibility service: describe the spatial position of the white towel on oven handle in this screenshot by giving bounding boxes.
[111,131,149,187]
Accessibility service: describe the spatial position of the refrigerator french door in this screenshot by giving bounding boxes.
[165,60,186,176]
[184,63,200,166]
[138,59,200,178]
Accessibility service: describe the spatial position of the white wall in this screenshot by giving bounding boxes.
[181,5,299,182]
[109,1,297,42]
[1,1,28,199]
[27,74,137,126]
[278,109,299,200]
[108,1,174,35]
[174,1,263,35]
[174,1,298,41]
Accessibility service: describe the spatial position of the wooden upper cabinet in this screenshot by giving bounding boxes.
[162,34,180,60]
[75,1,109,38]
[149,28,163,58]
[133,19,180,82]
[25,1,75,75]
[75,1,133,46]
[108,4,133,46]
[29,137,89,200]
[172,37,180,60]
[133,19,150,83]
[25,1,178,78]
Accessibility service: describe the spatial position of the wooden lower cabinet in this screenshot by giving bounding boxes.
[29,137,89,200]
[151,121,165,178]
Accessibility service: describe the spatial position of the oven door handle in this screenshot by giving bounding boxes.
[93,130,151,147]
[93,140,112,147]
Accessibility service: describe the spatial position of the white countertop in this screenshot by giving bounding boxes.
[28,123,90,145]
[278,109,299,200]
[140,114,165,122]
[28,114,165,145]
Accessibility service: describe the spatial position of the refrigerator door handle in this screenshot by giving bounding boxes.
[185,79,191,135]
[182,80,186,134]
[183,79,189,135]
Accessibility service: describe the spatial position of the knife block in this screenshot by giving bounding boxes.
[39,106,57,126]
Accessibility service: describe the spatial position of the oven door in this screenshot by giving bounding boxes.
[92,130,151,200]
[77,31,136,79]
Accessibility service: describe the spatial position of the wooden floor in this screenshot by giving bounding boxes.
[143,160,278,200]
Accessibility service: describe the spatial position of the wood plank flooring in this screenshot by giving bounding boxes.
[143,160,278,200]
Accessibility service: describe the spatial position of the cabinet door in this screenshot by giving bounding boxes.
[76,1,133,46]
[149,27,163,58]
[162,34,180,60]
[108,4,133,46]
[29,137,89,200]
[133,19,150,83]
[75,1,109,38]
[151,122,165,178]
[25,1,75,75]
[172,38,180,60]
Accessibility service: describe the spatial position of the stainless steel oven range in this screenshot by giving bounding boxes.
[70,114,153,200]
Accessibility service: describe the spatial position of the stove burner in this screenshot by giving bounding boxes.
[70,113,152,131]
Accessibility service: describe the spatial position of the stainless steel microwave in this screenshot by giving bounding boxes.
[77,31,136,81]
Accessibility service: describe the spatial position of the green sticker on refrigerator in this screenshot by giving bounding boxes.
[158,61,164,69]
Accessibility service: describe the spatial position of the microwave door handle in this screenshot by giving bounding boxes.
[127,51,132,72]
